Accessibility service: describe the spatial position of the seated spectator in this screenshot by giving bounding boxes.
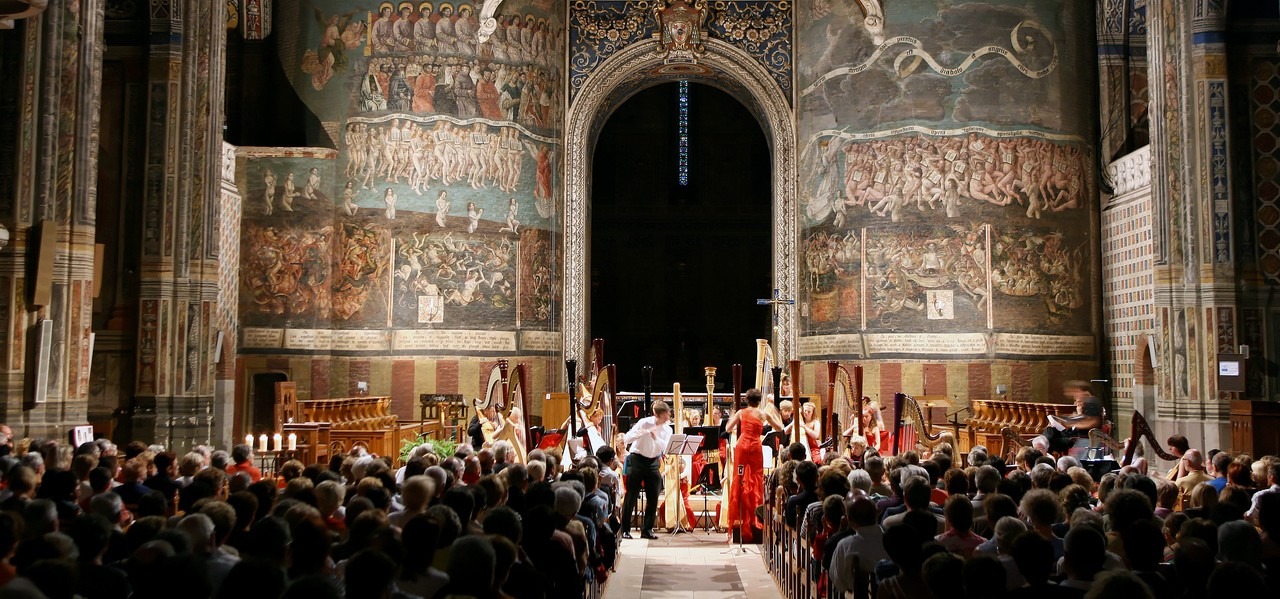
[937,494,984,558]
[1060,525,1108,594]
[398,513,448,598]
[1022,489,1065,560]
[962,554,1007,599]
[883,476,943,534]
[223,445,262,484]
[991,517,1028,590]
[876,524,931,599]
[831,497,887,597]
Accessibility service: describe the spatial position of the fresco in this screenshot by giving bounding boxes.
[796,0,1097,357]
[240,0,566,359]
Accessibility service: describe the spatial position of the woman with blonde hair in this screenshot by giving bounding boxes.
[800,401,822,462]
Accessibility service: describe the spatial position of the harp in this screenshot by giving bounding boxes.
[826,362,863,457]
[662,383,690,529]
[717,363,742,532]
[475,360,531,463]
[1087,411,1176,465]
[891,393,947,454]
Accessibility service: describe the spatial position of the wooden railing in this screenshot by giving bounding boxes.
[279,396,441,466]
[298,396,399,430]
[967,399,1075,454]
[762,501,821,599]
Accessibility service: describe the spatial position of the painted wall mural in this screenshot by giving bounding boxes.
[797,0,1098,363]
[569,1,792,102]
[239,0,566,362]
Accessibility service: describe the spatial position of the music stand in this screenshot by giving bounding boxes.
[762,430,785,466]
[686,426,721,531]
[662,434,703,538]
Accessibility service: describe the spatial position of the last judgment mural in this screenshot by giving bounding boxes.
[238,0,566,356]
[797,0,1098,360]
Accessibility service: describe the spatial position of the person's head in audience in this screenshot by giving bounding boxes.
[882,523,928,575]
[817,468,850,500]
[1173,538,1215,596]
[1208,560,1268,596]
[901,476,931,514]
[793,460,818,493]
[345,549,398,599]
[401,475,436,515]
[230,444,253,466]
[1153,479,1177,513]
[1011,530,1055,586]
[1084,570,1155,599]
[922,551,964,598]
[426,504,462,549]
[943,468,968,497]
[847,469,871,495]
[974,465,1000,497]
[1211,451,1232,480]
[943,494,974,534]
[994,516,1027,556]
[1105,489,1153,536]
[1217,519,1262,568]
[984,494,1019,530]
[1063,525,1107,584]
[786,443,807,463]
[400,513,440,577]
[442,486,475,527]
[1120,518,1164,572]
[1059,484,1092,518]
[1067,467,1095,493]
[962,554,1006,599]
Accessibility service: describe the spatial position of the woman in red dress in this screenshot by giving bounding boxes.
[726,389,784,543]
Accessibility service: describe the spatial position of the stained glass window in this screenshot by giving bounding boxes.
[678,80,689,186]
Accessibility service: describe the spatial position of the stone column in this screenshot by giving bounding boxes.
[0,0,103,439]
[1144,0,1234,450]
[134,0,228,452]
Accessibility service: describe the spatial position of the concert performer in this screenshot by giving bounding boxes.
[842,397,884,453]
[799,401,822,462]
[620,401,674,539]
[725,389,785,543]
[1033,380,1103,453]
[480,404,506,446]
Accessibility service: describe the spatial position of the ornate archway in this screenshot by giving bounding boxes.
[562,38,797,362]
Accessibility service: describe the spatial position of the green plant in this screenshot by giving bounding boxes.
[399,436,458,463]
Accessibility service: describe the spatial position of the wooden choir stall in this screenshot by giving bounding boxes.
[272,382,442,469]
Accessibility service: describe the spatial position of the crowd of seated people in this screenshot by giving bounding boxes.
[766,435,1280,599]
[0,423,625,599]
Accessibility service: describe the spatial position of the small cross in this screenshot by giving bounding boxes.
[756,288,795,327]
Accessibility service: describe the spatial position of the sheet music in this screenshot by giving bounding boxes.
[1047,415,1066,431]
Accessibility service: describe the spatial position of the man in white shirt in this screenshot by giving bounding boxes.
[620,401,673,539]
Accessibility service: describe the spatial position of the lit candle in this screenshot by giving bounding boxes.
[244,434,252,448]
[287,433,297,451]
[258,434,268,453]
[273,433,283,452]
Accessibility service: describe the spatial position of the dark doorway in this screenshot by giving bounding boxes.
[591,82,771,392]
[249,372,289,435]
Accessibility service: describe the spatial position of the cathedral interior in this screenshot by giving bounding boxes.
[0,0,1278,457]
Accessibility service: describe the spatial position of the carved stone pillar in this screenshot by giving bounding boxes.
[0,0,103,438]
[1145,0,1234,450]
[133,0,228,452]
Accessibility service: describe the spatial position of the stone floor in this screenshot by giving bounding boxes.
[601,530,783,599]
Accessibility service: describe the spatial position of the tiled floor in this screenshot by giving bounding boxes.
[601,531,782,599]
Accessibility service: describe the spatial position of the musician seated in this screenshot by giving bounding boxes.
[1033,380,1103,454]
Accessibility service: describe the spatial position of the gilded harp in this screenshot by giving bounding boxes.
[826,362,863,458]
[478,360,531,463]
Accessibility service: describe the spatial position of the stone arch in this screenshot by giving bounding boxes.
[562,38,797,361]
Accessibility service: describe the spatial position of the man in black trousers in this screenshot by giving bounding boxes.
[620,400,673,539]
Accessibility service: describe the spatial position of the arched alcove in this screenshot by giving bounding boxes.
[563,38,797,363]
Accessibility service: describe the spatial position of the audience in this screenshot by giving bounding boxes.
[1,421,1279,599]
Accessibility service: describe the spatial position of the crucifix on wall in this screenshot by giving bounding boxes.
[757,287,794,329]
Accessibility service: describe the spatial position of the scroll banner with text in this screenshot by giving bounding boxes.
[241,328,561,355]
[798,333,1096,358]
